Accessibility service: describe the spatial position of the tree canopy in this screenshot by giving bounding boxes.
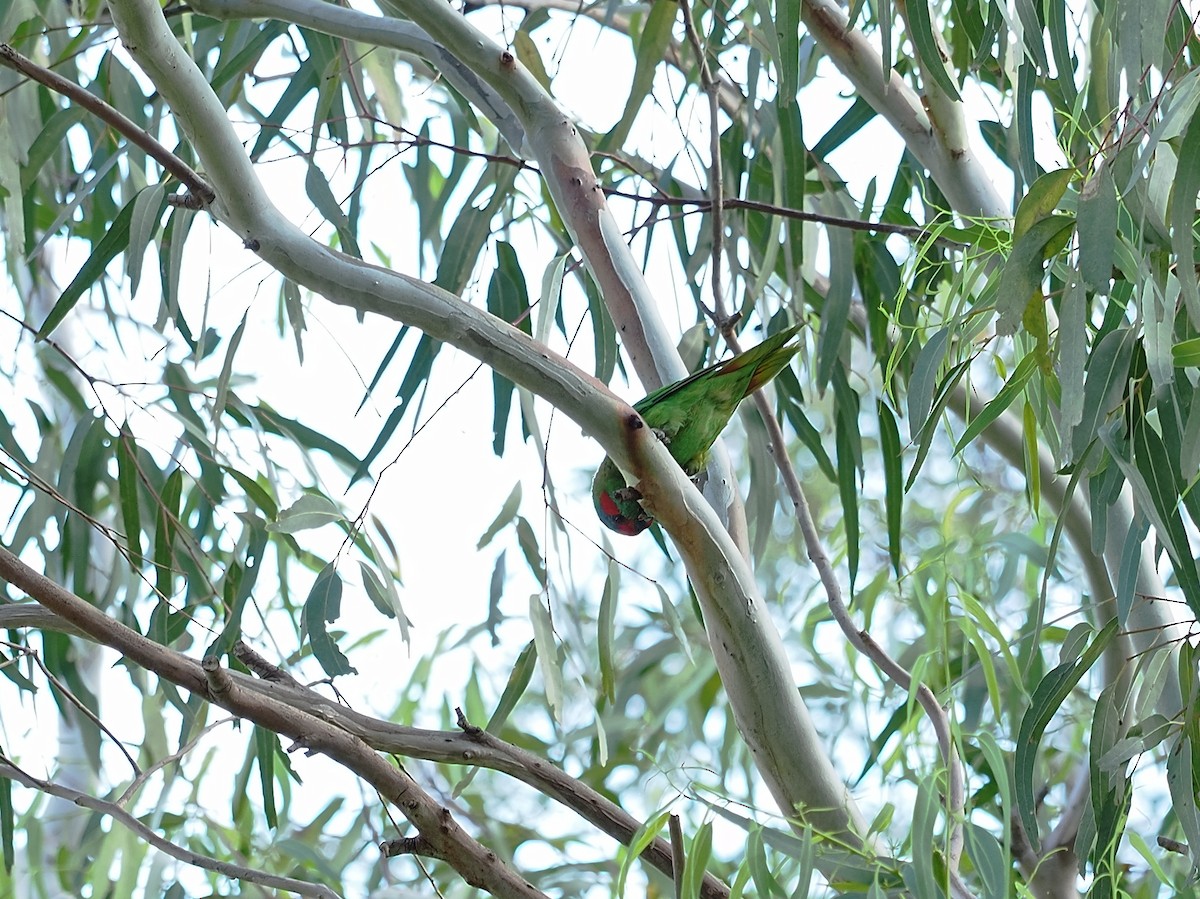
[1,0,1199,897]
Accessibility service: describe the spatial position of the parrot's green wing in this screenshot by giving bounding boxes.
[634,323,802,474]
[593,324,802,535]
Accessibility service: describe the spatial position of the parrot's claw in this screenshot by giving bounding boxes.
[612,486,643,503]
[652,428,670,445]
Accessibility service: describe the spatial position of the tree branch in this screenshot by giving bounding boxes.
[0,546,550,899]
[0,593,734,899]
[0,43,214,206]
[106,0,871,875]
[0,757,342,898]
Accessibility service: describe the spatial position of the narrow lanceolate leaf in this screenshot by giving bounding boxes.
[1070,328,1135,462]
[954,353,1038,454]
[212,312,248,430]
[529,594,562,718]
[776,0,800,106]
[616,808,672,897]
[486,640,537,735]
[1015,620,1116,851]
[904,0,959,99]
[126,182,167,298]
[603,0,676,149]
[37,190,139,338]
[301,564,356,678]
[1167,730,1200,866]
[598,561,618,704]
[1171,108,1200,325]
[816,203,854,390]
[116,429,143,568]
[478,483,522,549]
[682,820,714,899]
[995,214,1076,336]
[1078,163,1117,292]
[907,328,950,436]
[488,241,532,457]
[1132,420,1200,613]
[254,725,278,829]
[877,402,903,576]
[304,160,361,258]
[154,467,184,600]
[0,769,12,873]
[836,402,860,592]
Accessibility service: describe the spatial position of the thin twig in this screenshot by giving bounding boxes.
[0,757,342,898]
[679,0,727,322]
[16,642,143,777]
[0,43,215,206]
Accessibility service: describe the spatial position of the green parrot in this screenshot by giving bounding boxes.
[592,324,802,535]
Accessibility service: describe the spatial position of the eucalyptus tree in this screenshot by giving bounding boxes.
[0,0,1197,897]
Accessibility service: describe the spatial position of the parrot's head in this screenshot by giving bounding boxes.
[592,456,653,536]
[594,487,652,536]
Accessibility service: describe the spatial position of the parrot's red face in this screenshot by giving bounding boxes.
[596,490,652,536]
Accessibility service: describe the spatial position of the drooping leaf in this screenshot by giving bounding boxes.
[1015,620,1116,851]
[602,0,677,150]
[300,564,356,678]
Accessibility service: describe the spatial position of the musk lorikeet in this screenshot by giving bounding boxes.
[592,324,802,535]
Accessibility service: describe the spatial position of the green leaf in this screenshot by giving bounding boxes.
[682,820,714,899]
[351,334,440,484]
[964,822,1007,899]
[1167,730,1200,868]
[907,328,949,435]
[301,564,356,678]
[37,190,139,338]
[905,0,959,100]
[1070,328,1135,461]
[1171,106,1200,324]
[268,494,342,534]
[877,401,903,576]
[154,468,184,600]
[954,353,1038,454]
[126,182,167,298]
[0,767,12,874]
[212,312,248,431]
[1015,620,1116,851]
[598,561,618,704]
[512,31,551,91]
[1132,420,1200,612]
[254,725,278,829]
[616,807,672,897]
[905,776,943,899]
[304,160,361,259]
[529,594,562,718]
[811,97,876,158]
[116,428,143,568]
[603,0,677,149]
[816,199,853,389]
[488,241,532,456]
[486,640,537,735]
[1173,337,1200,368]
[995,214,1076,336]
[358,562,397,621]
[1078,163,1117,292]
[776,0,800,106]
[1013,170,1073,241]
